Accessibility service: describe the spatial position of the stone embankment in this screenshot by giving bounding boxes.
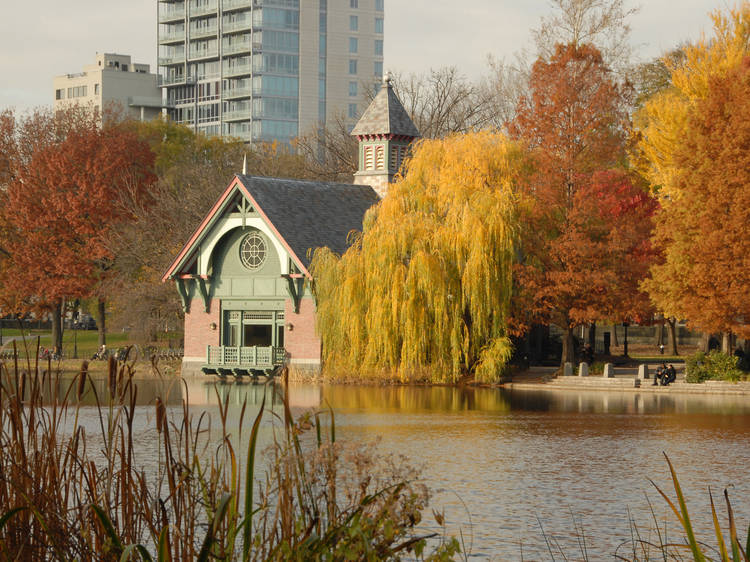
[506,363,750,395]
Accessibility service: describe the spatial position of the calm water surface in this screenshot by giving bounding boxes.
[52,378,750,559]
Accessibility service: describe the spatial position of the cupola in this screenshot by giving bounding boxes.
[351,73,421,198]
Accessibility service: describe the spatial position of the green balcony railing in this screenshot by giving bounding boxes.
[206,345,285,368]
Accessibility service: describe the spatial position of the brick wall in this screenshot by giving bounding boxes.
[284,297,321,364]
[183,298,221,358]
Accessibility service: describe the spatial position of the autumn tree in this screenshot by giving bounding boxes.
[0,106,155,351]
[634,4,750,351]
[533,0,639,77]
[509,43,656,364]
[633,4,750,199]
[311,132,528,383]
[643,56,750,350]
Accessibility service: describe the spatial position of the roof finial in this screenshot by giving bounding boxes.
[383,71,392,87]
[242,153,247,175]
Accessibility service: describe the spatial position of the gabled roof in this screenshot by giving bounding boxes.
[162,175,379,281]
[351,75,421,139]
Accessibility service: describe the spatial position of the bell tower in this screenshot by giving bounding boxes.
[351,74,421,198]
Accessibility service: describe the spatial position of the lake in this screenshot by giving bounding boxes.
[55,377,750,559]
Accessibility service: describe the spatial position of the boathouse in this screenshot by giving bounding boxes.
[163,76,420,377]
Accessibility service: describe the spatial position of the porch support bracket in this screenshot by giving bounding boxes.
[197,278,211,313]
[175,278,190,314]
[283,275,305,314]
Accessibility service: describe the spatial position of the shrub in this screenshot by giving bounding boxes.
[685,350,744,383]
[588,361,605,375]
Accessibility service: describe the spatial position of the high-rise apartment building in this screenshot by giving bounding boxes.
[157,0,384,143]
[54,53,163,121]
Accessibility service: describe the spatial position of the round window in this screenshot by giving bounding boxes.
[240,231,267,271]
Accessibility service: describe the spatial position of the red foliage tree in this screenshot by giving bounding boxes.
[509,44,657,364]
[0,107,155,351]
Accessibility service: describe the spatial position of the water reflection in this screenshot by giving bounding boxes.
[1,373,183,406]
[6,374,749,560]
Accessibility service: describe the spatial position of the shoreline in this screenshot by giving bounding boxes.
[5,357,749,396]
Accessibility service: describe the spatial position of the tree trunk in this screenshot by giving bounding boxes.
[654,319,664,346]
[97,298,106,347]
[561,326,576,367]
[700,332,710,352]
[588,323,596,350]
[721,332,731,354]
[51,300,63,354]
[667,317,679,356]
[612,324,619,347]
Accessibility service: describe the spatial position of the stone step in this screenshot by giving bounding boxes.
[548,376,640,388]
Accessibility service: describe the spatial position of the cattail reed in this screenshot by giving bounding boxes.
[155,397,166,434]
[77,362,89,400]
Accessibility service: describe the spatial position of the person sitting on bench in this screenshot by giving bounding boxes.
[653,363,667,386]
[663,364,677,385]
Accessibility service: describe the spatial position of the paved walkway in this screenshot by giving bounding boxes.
[505,364,750,395]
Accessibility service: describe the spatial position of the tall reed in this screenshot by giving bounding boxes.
[0,346,457,560]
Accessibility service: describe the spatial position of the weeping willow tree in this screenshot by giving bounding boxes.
[311,132,529,383]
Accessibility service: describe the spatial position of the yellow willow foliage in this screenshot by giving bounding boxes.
[311,132,528,383]
[634,2,750,197]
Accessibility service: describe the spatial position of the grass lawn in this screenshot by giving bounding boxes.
[2,330,131,357]
[631,355,684,363]
[1,331,183,377]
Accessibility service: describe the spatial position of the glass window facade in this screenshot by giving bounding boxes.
[159,0,378,145]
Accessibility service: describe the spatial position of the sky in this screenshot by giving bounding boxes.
[0,0,725,113]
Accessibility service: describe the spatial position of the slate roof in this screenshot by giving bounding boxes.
[237,175,379,269]
[350,76,421,138]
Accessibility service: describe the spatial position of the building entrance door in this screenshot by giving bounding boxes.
[244,324,272,346]
[223,310,284,348]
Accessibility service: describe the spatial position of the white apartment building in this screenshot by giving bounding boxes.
[53,53,164,121]
[158,0,385,143]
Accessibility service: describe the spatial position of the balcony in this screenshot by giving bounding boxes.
[189,1,217,17]
[188,48,219,60]
[159,4,185,23]
[223,63,252,77]
[226,130,253,142]
[128,96,169,109]
[222,0,251,11]
[159,29,186,43]
[223,19,252,33]
[159,74,188,86]
[223,41,252,55]
[203,345,285,377]
[190,24,218,38]
[158,54,186,66]
[223,108,252,121]
[224,86,252,99]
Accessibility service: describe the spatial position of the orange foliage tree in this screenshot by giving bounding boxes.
[643,56,750,345]
[0,106,155,351]
[509,43,657,364]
